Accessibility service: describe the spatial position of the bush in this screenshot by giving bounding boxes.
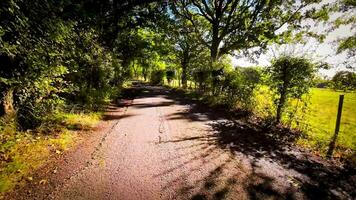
[266,56,318,123]
[150,70,165,85]
[331,71,356,91]
[193,70,211,92]
[166,70,175,84]
[222,68,261,110]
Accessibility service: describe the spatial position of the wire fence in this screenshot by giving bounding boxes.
[165,78,355,157]
[257,89,356,157]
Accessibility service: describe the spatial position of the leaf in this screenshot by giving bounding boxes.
[39,179,47,185]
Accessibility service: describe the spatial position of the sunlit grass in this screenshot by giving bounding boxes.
[168,81,355,157]
[255,87,356,157]
[53,112,102,130]
[0,111,102,195]
[298,89,356,156]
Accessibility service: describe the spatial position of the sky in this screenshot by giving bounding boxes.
[231,0,355,78]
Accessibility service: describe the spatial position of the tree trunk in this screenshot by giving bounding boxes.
[210,22,220,64]
[276,65,290,123]
[276,90,287,123]
[181,49,189,89]
[210,23,221,95]
[132,60,137,78]
[181,65,187,89]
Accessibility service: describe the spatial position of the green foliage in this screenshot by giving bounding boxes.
[222,68,261,110]
[266,56,318,122]
[151,70,165,85]
[166,70,175,84]
[330,0,356,69]
[174,0,330,62]
[337,36,356,55]
[0,110,102,195]
[331,71,356,91]
[0,0,133,129]
[313,76,331,88]
[193,70,211,91]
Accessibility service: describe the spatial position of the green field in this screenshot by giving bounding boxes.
[255,87,356,157]
[166,78,356,157]
[300,89,356,155]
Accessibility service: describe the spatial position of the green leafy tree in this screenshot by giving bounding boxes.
[0,0,165,129]
[223,67,261,110]
[166,14,207,88]
[331,71,356,91]
[266,56,324,123]
[332,0,356,69]
[173,0,330,64]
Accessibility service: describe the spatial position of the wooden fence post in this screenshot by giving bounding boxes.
[326,94,344,159]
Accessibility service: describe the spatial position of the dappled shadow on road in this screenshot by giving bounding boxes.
[209,120,356,199]
[158,118,355,199]
[157,133,298,200]
[124,84,354,199]
[102,113,136,121]
[132,101,175,109]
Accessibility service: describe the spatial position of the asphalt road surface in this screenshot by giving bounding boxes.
[12,85,353,200]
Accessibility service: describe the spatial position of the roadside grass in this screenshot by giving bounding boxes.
[0,111,102,196]
[255,87,356,158]
[297,89,355,157]
[168,80,355,159]
[51,112,102,131]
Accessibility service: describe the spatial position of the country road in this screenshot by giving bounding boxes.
[8,85,354,200]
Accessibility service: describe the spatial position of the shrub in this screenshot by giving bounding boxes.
[331,71,356,91]
[150,70,165,85]
[222,67,261,110]
[193,70,211,92]
[166,70,175,84]
[266,56,319,123]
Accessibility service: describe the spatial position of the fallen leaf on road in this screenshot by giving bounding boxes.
[39,179,47,185]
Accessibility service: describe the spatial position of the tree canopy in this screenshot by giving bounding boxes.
[172,0,330,63]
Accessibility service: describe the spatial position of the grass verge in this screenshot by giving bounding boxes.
[169,83,355,161]
[0,111,103,196]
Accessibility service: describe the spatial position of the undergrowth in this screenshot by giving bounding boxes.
[168,84,355,163]
[0,111,102,196]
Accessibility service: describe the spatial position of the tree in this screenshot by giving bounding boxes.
[0,0,166,129]
[173,0,329,64]
[266,56,323,123]
[222,67,261,110]
[332,0,356,69]
[331,71,356,91]
[165,14,205,88]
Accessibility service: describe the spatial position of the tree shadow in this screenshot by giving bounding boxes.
[210,120,355,199]
[132,101,175,109]
[102,113,136,121]
[160,118,355,199]
[127,84,354,199]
